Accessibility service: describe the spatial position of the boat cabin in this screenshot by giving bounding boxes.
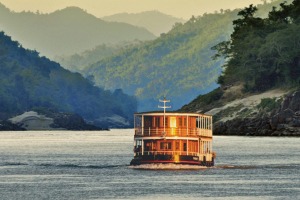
[130,111,215,166]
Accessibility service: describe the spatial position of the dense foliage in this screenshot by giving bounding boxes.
[213,0,300,92]
[55,41,142,72]
[82,0,291,111]
[86,11,237,110]
[0,32,137,127]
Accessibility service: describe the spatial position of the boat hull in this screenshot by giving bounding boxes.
[130,155,214,167]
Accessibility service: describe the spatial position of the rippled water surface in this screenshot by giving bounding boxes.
[0,130,299,199]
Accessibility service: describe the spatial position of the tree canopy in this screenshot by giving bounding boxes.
[213,0,300,92]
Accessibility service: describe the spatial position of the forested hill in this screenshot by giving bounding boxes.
[0,3,155,58]
[180,0,300,137]
[86,12,234,111]
[83,0,290,111]
[0,32,137,128]
[181,0,300,114]
[214,0,300,92]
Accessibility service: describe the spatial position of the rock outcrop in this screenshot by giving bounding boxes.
[213,90,300,136]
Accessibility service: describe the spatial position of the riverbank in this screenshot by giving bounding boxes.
[210,89,300,136]
[181,84,300,136]
[1,111,105,131]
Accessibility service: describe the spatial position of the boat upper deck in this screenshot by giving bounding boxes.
[134,112,213,138]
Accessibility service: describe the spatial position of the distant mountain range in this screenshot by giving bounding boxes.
[0,0,291,115]
[81,0,291,111]
[102,11,186,36]
[86,13,232,111]
[0,3,156,58]
[55,41,142,72]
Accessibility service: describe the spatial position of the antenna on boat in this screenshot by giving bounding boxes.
[158,97,171,136]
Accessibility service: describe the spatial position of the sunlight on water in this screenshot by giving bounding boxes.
[0,130,299,200]
[129,163,208,170]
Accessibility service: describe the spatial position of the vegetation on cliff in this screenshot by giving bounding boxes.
[183,0,300,112]
[181,0,300,136]
[213,0,300,92]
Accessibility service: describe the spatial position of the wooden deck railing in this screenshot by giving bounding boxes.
[135,127,212,137]
[135,151,199,156]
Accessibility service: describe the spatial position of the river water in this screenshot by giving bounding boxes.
[0,130,299,200]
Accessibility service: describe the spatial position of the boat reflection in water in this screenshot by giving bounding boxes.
[130,99,216,167]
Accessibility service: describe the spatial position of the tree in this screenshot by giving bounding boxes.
[212,0,300,91]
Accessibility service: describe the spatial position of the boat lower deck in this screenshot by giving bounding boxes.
[130,155,214,167]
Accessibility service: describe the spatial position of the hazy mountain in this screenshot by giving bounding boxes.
[102,10,186,36]
[86,13,233,111]
[0,31,137,128]
[82,0,291,111]
[0,3,156,58]
[55,40,143,72]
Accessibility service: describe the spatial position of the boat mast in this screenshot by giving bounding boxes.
[158,97,171,135]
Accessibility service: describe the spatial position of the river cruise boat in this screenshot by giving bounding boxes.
[130,99,215,166]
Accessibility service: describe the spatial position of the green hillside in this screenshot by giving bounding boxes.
[55,41,142,72]
[83,0,291,111]
[0,32,137,128]
[88,12,234,111]
[181,0,300,113]
[0,4,155,58]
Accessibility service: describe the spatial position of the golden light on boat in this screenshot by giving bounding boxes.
[130,98,215,167]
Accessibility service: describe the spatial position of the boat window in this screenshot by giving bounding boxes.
[190,117,196,128]
[144,141,152,151]
[180,117,187,127]
[175,141,180,150]
[170,117,176,128]
[183,142,187,151]
[135,115,142,128]
[144,116,152,128]
[160,142,172,150]
[136,140,142,146]
[152,117,156,127]
[196,116,212,129]
[159,116,164,127]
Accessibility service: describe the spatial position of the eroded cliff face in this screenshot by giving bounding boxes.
[212,90,300,136]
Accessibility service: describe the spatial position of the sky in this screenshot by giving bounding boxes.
[0,0,267,19]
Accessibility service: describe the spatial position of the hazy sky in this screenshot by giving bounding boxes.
[1,0,267,19]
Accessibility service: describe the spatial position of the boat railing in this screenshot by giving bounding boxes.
[136,151,199,156]
[135,127,212,137]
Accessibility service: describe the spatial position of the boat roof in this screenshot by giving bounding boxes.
[134,111,212,117]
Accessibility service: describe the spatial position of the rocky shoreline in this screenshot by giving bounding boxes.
[0,120,26,131]
[1,110,106,131]
[214,90,300,136]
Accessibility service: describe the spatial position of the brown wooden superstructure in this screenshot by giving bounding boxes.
[130,111,215,166]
